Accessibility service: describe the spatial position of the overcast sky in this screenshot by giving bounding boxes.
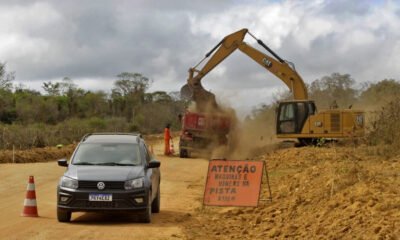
[1,0,399,116]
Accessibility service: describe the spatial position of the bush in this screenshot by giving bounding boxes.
[0,117,131,150]
[88,117,107,130]
[367,98,400,156]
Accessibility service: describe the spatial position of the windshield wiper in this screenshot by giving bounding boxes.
[73,162,97,165]
[96,162,137,166]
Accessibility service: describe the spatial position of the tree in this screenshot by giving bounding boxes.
[150,91,173,103]
[112,72,152,122]
[113,72,151,96]
[60,77,78,95]
[0,89,16,123]
[309,73,357,109]
[360,79,400,106]
[79,91,108,117]
[0,62,15,91]
[42,81,61,96]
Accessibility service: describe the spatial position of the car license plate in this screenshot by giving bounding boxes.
[89,193,112,202]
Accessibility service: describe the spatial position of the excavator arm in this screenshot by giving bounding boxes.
[237,42,307,100]
[186,29,248,88]
[181,28,308,110]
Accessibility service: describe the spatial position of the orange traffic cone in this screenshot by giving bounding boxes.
[21,176,39,217]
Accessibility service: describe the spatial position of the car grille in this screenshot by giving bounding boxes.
[70,199,133,208]
[78,181,125,190]
[85,201,116,208]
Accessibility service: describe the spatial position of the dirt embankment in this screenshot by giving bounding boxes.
[0,145,76,164]
[0,134,164,164]
[183,145,400,239]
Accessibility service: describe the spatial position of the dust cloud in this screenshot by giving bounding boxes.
[210,112,279,160]
[188,94,278,160]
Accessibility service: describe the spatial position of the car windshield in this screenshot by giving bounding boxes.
[72,143,142,166]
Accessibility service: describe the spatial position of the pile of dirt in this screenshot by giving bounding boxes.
[0,144,76,163]
[183,145,400,239]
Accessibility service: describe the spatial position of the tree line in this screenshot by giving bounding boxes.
[0,63,186,149]
[249,72,400,120]
[0,63,185,130]
[1,62,399,150]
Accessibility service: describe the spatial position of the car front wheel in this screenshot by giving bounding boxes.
[179,148,188,158]
[140,192,152,223]
[151,187,160,213]
[57,208,71,222]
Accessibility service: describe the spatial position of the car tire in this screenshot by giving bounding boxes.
[57,208,71,222]
[151,187,160,213]
[140,193,152,223]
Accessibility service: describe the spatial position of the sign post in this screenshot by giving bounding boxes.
[261,161,273,203]
[203,160,265,207]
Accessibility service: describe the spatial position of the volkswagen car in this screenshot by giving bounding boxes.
[57,133,161,223]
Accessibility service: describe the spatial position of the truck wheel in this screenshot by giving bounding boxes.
[57,208,71,222]
[151,187,160,213]
[298,138,315,146]
[179,149,188,158]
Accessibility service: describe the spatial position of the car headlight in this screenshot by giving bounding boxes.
[60,176,78,190]
[124,177,144,190]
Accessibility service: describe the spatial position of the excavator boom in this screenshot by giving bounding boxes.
[187,29,248,87]
[237,42,307,100]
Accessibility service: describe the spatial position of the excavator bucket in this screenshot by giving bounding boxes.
[180,84,193,101]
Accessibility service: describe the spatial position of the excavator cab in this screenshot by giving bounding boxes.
[276,100,316,134]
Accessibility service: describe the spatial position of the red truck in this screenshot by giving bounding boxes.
[178,111,232,158]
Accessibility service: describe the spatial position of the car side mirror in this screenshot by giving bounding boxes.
[147,160,160,169]
[58,159,68,167]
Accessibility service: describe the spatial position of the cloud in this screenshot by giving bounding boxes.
[1,0,399,116]
[190,0,400,96]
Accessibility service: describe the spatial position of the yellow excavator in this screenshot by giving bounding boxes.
[180,28,364,144]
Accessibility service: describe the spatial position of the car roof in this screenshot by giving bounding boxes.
[81,133,142,144]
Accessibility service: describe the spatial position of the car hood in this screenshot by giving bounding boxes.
[65,165,144,181]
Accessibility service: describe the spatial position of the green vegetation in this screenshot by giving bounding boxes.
[0,63,186,149]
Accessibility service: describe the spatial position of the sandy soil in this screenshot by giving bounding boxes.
[0,139,399,240]
[183,144,400,240]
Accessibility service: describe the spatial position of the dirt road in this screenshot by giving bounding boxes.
[0,140,209,240]
[1,139,399,240]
